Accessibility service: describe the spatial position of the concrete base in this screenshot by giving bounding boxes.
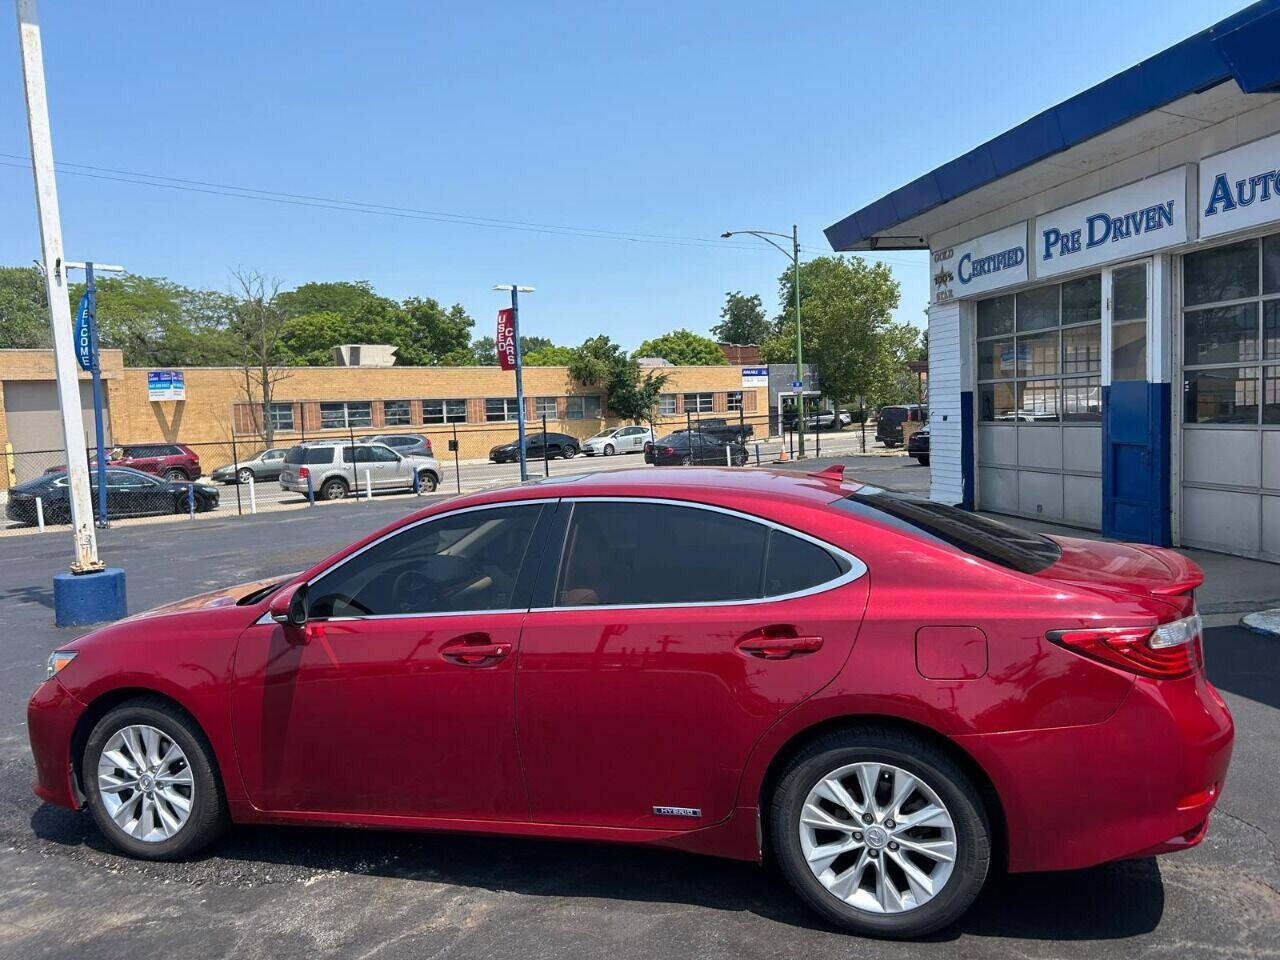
[53,568,127,627]
[1240,609,1280,638]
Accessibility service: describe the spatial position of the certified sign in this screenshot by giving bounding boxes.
[931,222,1028,302]
[1200,131,1280,240]
[147,370,185,401]
[741,366,768,387]
[1035,167,1190,277]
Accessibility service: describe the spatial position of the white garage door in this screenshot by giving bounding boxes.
[975,275,1103,528]
[3,379,109,485]
[1179,233,1280,560]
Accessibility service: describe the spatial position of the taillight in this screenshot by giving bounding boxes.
[662,446,675,455]
[423,440,433,454]
[298,467,310,479]
[1048,613,1203,679]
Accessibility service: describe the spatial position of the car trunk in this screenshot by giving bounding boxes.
[1037,536,1203,616]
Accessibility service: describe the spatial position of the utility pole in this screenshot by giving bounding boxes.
[494,284,535,482]
[16,0,125,623]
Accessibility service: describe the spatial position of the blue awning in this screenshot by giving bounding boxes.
[825,0,1280,251]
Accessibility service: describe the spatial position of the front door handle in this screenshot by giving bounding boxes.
[736,629,824,660]
[441,633,511,665]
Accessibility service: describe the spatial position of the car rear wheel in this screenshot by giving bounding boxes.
[236,467,254,484]
[771,728,990,939]
[680,455,693,466]
[320,477,348,501]
[162,468,188,481]
[83,697,228,860]
[562,445,577,459]
[417,470,438,492]
[603,443,615,456]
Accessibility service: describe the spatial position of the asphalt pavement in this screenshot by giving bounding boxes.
[0,455,1275,960]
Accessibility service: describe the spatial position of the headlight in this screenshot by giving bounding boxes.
[45,650,77,682]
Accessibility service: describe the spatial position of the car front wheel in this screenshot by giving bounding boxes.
[771,727,990,939]
[603,443,615,456]
[83,697,228,860]
[236,468,254,484]
[417,470,438,492]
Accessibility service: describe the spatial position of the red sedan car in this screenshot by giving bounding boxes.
[28,467,1233,938]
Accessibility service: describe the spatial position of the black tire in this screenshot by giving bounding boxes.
[917,456,930,467]
[771,727,990,939]
[236,467,254,484]
[418,470,438,493]
[320,477,348,501]
[561,445,577,459]
[162,468,188,481]
[83,696,228,860]
[603,443,615,456]
[680,455,693,466]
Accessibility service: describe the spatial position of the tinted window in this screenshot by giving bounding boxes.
[556,501,766,606]
[832,491,1061,574]
[285,446,335,465]
[880,407,907,422]
[308,504,542,618]
[764,530,844,596]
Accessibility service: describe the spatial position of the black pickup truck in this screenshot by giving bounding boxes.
[685,418,754,444]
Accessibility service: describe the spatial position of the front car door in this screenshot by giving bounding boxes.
[366,444,406,489]
[516,498,868,829]
[231,500,554,819]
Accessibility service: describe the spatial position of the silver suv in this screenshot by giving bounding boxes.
[279,441,442,501]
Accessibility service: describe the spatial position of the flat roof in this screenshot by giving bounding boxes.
[825,0,1280,251]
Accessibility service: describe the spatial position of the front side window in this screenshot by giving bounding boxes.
[683,392,713,413]
[308,504,543,618]
[486,397,520,422]
[383,400,411,426]
[320,401,373,429]
[423,398,467,424]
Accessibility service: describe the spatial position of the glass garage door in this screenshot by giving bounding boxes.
[1180,233,1280,560]
[975,275,1103,528]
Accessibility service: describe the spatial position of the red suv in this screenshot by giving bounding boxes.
[109,444,202,481]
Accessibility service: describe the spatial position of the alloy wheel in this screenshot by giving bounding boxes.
[237,468,254,484]
[96,724,195,842]
[798,761,956,915]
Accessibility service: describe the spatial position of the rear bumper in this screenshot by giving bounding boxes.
[28,678,86,809]
[959,669,1233,873]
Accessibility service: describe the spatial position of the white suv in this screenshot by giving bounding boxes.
[279,441,442,500]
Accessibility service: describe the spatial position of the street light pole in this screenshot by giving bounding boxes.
[493,284,535,482]
[721,226,806,458]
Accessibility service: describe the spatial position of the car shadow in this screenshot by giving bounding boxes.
[1203,625,1280,711]
[29,804,1164,942]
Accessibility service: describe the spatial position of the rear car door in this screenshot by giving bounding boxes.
[516,498,869,829]
[622,426,647,452]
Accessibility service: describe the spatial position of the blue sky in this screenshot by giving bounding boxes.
[1,0,1250,350]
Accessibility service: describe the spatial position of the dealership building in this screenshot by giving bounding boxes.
[827,1,1280,561]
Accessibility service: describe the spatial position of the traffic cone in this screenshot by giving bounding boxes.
[776,446,790,463]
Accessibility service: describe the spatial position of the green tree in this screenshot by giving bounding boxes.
[277,281,407,365]
[471,335,556,365]
[761,256,901,410]
[0,265,51,349]
[523,344,575,366]
[472,336,497,365]
[397,298,474,366]
[634,328,727,366]
[867,321,926,410]
[711,291,769,345]
[276,310,351,366]
[567,335,668,422]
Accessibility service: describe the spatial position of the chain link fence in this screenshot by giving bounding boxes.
[1,406,881,537]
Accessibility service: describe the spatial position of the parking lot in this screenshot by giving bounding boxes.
[0,455,1276,960]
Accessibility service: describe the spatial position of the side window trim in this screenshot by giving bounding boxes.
[533,496,866,612]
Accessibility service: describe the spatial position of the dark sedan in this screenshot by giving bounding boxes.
[644,431,748,466]
[907,426,930,465]
[489,432,579,463]
[6,467,219,526]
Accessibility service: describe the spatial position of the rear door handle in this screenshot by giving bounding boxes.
[736,631,824,660]
[441,633,511,666]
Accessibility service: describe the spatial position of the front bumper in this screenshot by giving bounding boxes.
[959,668,1234,873]
[28,677,87,809]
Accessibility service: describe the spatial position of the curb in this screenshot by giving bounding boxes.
[1239,609,1280,638]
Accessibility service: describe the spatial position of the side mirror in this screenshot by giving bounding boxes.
[269,582,309,628]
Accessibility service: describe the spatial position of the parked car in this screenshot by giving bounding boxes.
[210,448,288,485]
[489,432,579,463]
[806,409,855,430]
[45,443,202,481]
[875,405,926,447]
[689,417,754,444]
[644,431,748,466]
[907,426,930,466]
[28,467,1231,938]
[278,441,441,500]
[582,425,651,456]
[7,467,218,525]
[370,433,434,457]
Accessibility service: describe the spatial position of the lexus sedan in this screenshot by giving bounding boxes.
[8,467,219,525]
[28,466,1232,938]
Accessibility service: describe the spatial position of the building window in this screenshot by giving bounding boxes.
[1182,233,1280,425]
[535,396,557,418]
[658,393,677,416]
[320,401,373,429]
[423,398,466,424]
[976,274,1102,423]
[564,395,603,419]
[267,402,294,432]
[383,400,411,426]
[683,392,713,413]
[726,390,743,412]
[485,397,521,422]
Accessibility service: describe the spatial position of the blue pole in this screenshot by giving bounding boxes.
[86,262,109,528]
[511,286,528,482]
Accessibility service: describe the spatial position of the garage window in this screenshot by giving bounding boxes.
[977,274,1101,423]
[1183,234,1280,425]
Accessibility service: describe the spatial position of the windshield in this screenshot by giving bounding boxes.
[589,430,617,440]
[832,489,1061,574]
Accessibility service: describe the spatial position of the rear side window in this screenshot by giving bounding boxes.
[833,491,1061,574]
[556,501,766,606]
[285,446,335,465]
[764,529,844,596]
